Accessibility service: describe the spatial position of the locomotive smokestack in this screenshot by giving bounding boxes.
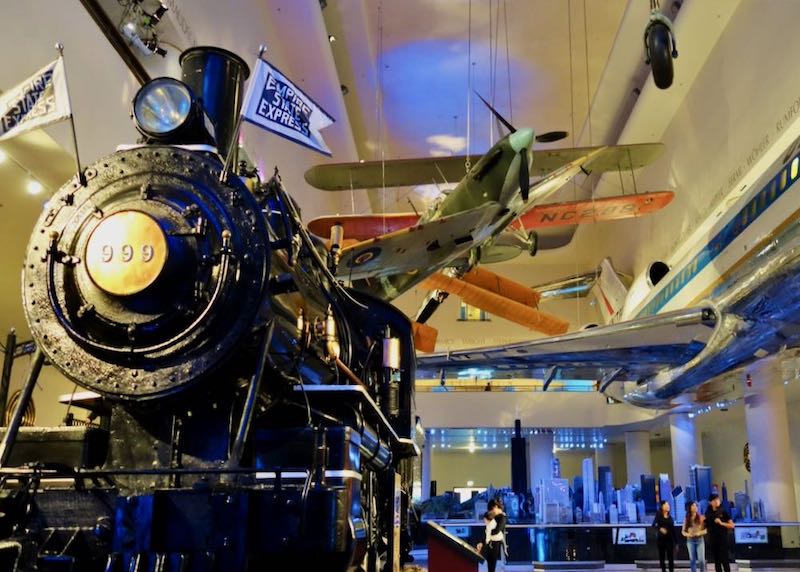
[179,47,250,160]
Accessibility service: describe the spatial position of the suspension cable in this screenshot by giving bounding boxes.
[466,0,473,173]
[377,2,386,233]
[503,0,513,124]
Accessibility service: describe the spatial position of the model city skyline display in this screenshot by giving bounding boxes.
[419,457,770,524]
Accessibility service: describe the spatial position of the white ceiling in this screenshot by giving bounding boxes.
[325,0,629,212]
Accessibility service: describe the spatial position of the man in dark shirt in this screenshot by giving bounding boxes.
[705,493,735,572]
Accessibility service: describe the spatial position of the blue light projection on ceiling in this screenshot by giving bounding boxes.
[380,38,531,156]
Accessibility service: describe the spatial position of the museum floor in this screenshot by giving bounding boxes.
[405,549,800,572]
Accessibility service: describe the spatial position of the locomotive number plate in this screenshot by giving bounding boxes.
[85,210,168,296]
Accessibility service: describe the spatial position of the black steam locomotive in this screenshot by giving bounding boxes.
[0,47,417,571]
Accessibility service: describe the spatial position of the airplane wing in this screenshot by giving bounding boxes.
[336,203,501,281]
[308,213,420,241]
[511,191,674,230]
[416,306,717,389]
[307,191,672,244]
[305,143,665,190]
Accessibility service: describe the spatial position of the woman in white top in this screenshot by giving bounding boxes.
[476,498,507,572]
[682,501,707,572]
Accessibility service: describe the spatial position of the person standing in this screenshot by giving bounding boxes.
[653,500,677,572]
[476,498,507,572]
[682,501,707,572]
[705,493,734,572]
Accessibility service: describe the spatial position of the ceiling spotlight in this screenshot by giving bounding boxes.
[145,3,169,25]
[144,38,168,58]
[328,34,337,43]
[121,21,167,58]
[26,180,43,195]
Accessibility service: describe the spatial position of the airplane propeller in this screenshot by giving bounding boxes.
[475,92,566,202]
[475,92,568,142]
[519,147,530,201]
[477,92,517,133]
[535,130,569,143]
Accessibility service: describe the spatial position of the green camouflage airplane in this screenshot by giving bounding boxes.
[306,102,666,338]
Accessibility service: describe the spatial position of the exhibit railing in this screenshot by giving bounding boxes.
[423,521,800,564]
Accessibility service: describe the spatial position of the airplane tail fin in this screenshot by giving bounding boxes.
[591,258,629,324]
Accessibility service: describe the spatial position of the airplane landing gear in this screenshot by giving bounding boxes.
[528,231,539,257]
[469,246,482,267]
[644,2,678,89]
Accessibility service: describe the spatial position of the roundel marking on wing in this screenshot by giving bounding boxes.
[348,246,382,267]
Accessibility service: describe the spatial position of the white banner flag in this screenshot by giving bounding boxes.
[241,57,334,156]
[0,57,72,141]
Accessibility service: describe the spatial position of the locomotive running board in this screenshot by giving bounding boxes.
[291,385,419,459]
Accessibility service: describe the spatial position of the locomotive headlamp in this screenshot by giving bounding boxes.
[133,78,199,141]
[134,78,191,135]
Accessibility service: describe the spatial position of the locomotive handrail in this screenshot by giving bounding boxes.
[226,319,275,472]
[272,175,367,311]
[291,384,420,459]
[0,466,303,476]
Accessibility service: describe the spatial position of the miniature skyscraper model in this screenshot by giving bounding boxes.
[582,457,596,519]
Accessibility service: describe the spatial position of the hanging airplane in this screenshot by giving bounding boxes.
[305,100,670,349]
[417,110,800,410]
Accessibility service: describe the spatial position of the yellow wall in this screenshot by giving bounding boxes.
[612,443,628,486]
[651,441,673,478]
[431,440,682,494]
[431,450,510,491]
[556,451,590,484]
